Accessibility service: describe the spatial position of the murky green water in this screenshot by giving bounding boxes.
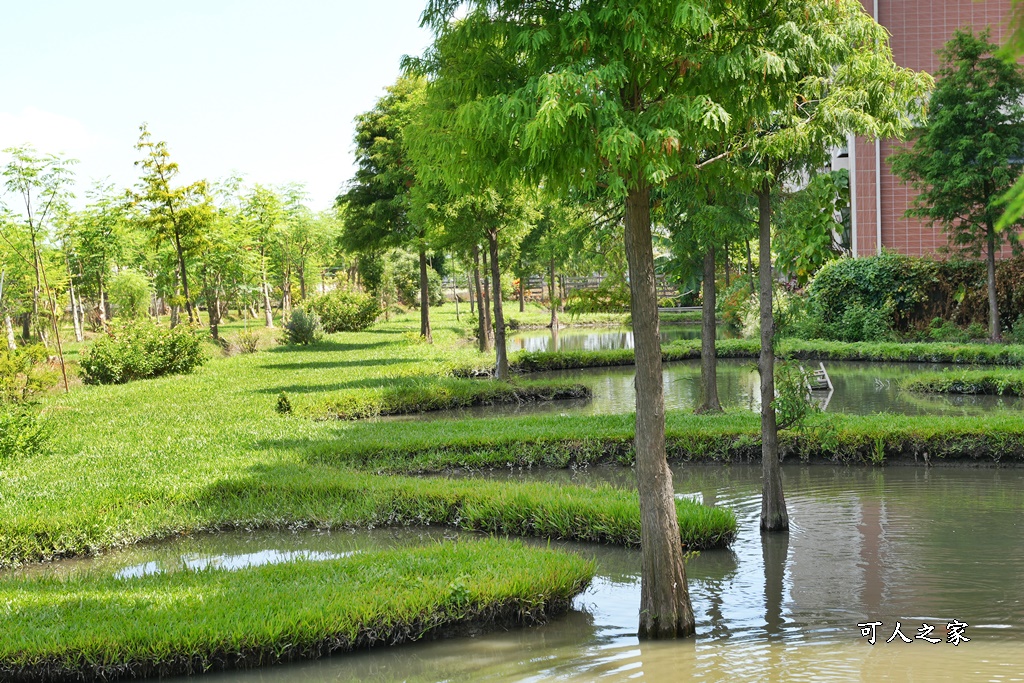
[20,465,1024,682]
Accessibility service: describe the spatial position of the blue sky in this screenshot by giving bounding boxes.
[0,1,434,210]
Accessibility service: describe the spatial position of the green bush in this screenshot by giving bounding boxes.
[107,270,152,320]
[305,289,380,333]
[717,279,755,332]
[808,253,936,332]
[282,307,323,345]
[80,322,207,385]
[0,345,58,403]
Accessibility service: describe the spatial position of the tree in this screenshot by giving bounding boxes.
[892,29,1024,342]
[1,146,76,389]
[241,184,285,328]
[339,75,435,342]
[131,124,210,326]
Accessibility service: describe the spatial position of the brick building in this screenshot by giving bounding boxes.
[845,0,1013,257]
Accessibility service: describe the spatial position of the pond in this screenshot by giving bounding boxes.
[507,324,732,353]
[400,358,1024,421]
[25,464,1024,681]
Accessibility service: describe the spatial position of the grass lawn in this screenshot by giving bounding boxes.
[3,307,737,568]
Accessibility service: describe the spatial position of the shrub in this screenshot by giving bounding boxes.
[807,253,936,332]
[717,279,755,332]
[230,329,261,354]
[282,307,323,345]
[0,345,58,403]
[107,271,153,319]
[305,290,380,333]
[565,281,631,314]
[80,321,207,385]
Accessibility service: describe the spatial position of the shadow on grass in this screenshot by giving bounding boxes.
[260,357,417,371]
[253,376,432,394]
[266,340,394,354]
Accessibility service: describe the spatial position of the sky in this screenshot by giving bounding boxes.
[0,0,435,211]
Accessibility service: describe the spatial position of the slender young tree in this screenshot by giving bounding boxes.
[132,124,209,326]
[892,30,1024,341]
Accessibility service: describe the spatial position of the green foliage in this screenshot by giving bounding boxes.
[230,329,261,354]
[902,368,1024,396]
[773,170,849,283]
[305,289,380,333]
[717,279,756,332]
[565,281,631,315]
[772,361,819,431]
[281,307,323,345]
[276,391,292,414]
[80,321,207,384]
[893,30,1024,250]
[107,270,152,319]
[0,345,58,404]
[807,253,936,333]
[390,251,444,308]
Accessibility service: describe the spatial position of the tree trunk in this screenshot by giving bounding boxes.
[69,275,83,343]
[987,222,1001,342]
[467,267,475,310]
[481,248,494,350]
[724,244,731,289]
[282,264,292,317]
[451,265,460,322]
[419,245,433,343]
[298,263,307,301]
[745,238,755,294]
[4,315,15,350]
[487,229,509,381]
[696,246,722,414]
[624,185,695,640]
[549,255,559,330]
[519,274,525,312]
[20,313,30,342]
[97,272,107,326]
[757,183,789,533]
[264,250,276,327]
[173,232,195,324]
[472,245,491,353]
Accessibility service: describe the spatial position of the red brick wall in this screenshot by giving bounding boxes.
[853,0,1013,258]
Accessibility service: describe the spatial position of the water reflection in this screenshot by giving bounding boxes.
[507,324,729,353]
[397,359,1024,421]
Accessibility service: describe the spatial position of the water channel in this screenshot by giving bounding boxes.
[22,464,1024,682]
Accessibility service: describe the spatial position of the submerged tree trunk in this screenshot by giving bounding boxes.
[487,229,509,380]
[419,245,433,343]
[473,245,491,353]
[481,248,494,350]
[624,185,695,640]
[549,255,559,330]
[986,222,1001,342]
[696,246,722,414]
[757,183,789,533]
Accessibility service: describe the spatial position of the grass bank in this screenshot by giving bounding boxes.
[3,310,735,568]
[0,539,593,682]
[311,410,1024,472]
[287,377,591,419]
[460,338,1024,375]
[901,368,1024,395]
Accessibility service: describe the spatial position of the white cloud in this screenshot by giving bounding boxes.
[0,107,101,157]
